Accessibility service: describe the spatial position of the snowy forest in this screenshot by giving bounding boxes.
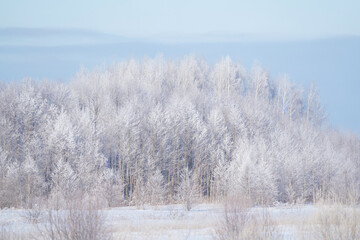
[0,56,359,209]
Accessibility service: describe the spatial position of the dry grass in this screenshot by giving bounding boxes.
[213,195,280,240]
[312,204,360,240]
[0,223,30,240]
[35,196,112,240]
[2,200,360,239]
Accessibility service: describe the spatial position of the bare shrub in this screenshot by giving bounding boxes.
[167,205,186,220]
[214,195,280,240]
[22,204,44,224]
[313,204,360,240]
[36,195,112,240]
[214,195,252,239]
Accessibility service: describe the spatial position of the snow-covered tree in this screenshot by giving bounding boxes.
[178,168,199,210]
[97,168,125,207]
[50,158,78,207]
[146,168,166,205]
[229,140,277,205]
[21,155,45,207]
[0,57,358,208]
[0,148,9,208]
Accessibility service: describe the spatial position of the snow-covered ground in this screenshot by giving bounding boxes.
[0,204,321,239]
[106,204,223,240]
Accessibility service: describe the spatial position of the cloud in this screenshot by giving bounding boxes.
[0,28,129,46]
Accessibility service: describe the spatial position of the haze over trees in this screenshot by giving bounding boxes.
[0,56,359,209]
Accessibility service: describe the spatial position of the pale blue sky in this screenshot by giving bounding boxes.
[1,0,359,38]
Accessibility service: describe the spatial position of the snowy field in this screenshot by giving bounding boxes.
[0,204,321,240]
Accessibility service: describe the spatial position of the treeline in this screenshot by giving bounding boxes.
[0,56,359,208]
